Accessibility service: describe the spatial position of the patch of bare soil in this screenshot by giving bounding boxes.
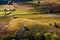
[13,2,35,10]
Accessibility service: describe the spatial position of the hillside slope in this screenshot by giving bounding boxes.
[1,19,60,38]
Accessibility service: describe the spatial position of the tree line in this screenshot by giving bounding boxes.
[0,0,33,4]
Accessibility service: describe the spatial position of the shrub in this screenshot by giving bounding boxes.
[51,34,58,40]
[1,34,11,40]
[44,32,52,40]
[11,39,16,40]
[34,32,45,40]
[23,39,29,40]
[24,31,32,39]
[12,32,20,40]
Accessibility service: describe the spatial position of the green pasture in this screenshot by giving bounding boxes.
[0,9,46,15]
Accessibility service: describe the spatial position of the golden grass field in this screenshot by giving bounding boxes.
[0,14,60,35]
[0,2,60,39]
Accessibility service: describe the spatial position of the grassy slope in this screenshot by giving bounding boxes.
[0,14,60,26]
[2,18,60,37]
[0,2,60,37]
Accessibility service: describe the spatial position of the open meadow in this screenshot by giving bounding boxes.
[0,1,60,40]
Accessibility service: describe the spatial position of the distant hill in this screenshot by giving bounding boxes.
[41,0,60,4]
[33,0,60,4]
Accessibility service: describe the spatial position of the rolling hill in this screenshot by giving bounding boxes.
[0,19,60,39]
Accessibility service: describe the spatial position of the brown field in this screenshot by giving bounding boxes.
[0,15,60,39]
[0,14,60,34]
[0,2,60,39]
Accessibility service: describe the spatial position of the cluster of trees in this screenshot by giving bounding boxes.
[0,0,8,4]
[1,31,58,40]
[0,0,34,4]
[12,0,33,2]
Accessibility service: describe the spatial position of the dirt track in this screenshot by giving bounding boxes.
[13,2,35,10]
